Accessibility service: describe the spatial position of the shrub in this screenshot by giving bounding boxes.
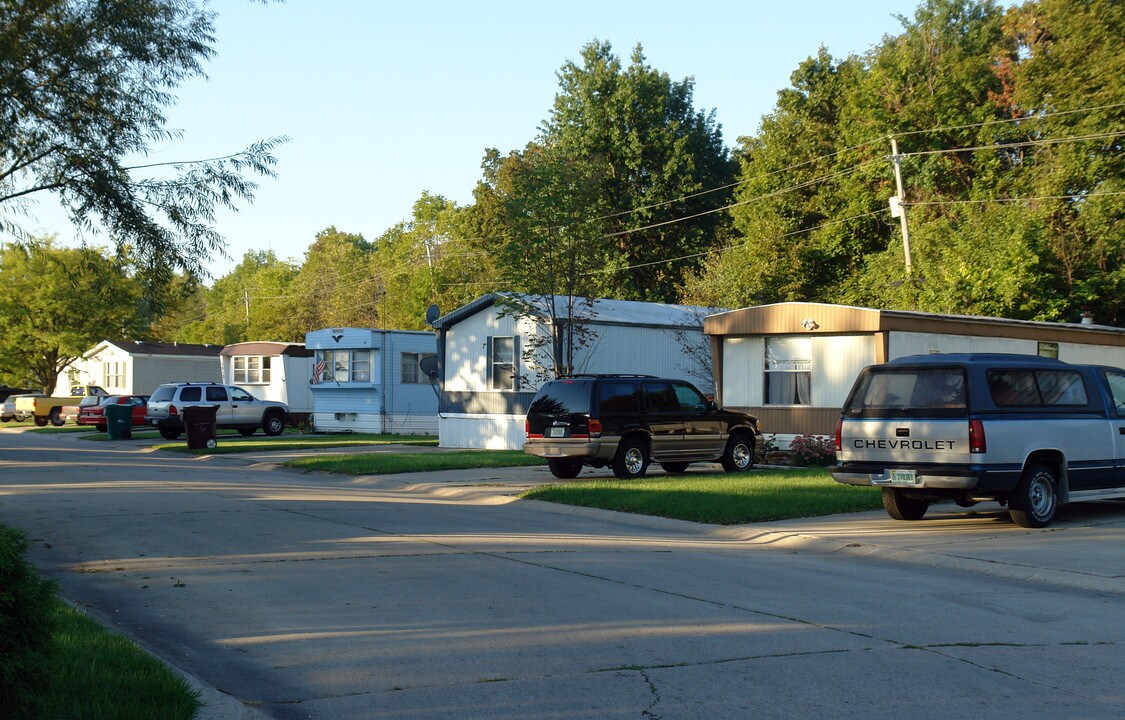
[788,434,836,466]
[0,524,57,718]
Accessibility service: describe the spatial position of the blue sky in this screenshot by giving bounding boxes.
[29,0,926,280]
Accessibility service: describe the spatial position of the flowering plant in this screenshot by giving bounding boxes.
[787,434,836,466]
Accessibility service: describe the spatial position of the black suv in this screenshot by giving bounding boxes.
[524,374,761,479]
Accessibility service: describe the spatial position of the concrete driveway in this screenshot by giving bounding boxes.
[2,428,1124,719]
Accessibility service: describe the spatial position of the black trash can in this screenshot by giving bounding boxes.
[104,403,133,440]
[183,405,218,450]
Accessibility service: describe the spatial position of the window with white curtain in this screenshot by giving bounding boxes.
[764,337,812,405]
[233,356,271,384]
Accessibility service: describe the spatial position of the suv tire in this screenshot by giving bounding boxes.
[882,488,929,521]
[263,412,285,436]
[1008,462,1057,528]
[721,432,754,472]
[548,459,582,479]
[612,438,650,479]
[159,427,182,440]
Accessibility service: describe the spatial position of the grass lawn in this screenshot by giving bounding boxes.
[285,449,545,475]
[156,432,440,454]
[520,467,883,524]
[35,599,199,719]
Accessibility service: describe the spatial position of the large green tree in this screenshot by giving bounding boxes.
[476,41,737,304]
[0,0,285,303]
[0,238,147,391]
[175,250,298,344]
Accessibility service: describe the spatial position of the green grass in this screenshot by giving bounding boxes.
[157,432,440,454]
[285,449,545,475]
[37,599,199,719]
[520,467,883,524]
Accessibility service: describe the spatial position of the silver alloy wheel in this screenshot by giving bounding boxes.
[731,442,752,469]
[624,447,645,475]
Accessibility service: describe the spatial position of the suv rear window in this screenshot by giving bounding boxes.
[844,368,967,418]
[528,380,593,415]
[150,386,175,402]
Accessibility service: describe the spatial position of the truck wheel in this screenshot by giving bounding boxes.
[612,438,650,479]
[262,412,285,436]
[548,459,582,479]
[159,427,181,440]
[33,415,48,427]
[49,408,65,426]
[882,488,929,521]
[721,432,755,472]
[1009,462,1057,528]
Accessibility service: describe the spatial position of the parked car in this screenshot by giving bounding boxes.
[62,394,106,423]
[78,395,150,432]
[832,353,1125,528]
[1,393,46,422]
[524,374,761,479]
[144,382,289,440]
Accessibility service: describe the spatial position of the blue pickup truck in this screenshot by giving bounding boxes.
[832,354,1125,528]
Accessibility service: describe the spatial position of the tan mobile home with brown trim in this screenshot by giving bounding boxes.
[704,303,1125,441]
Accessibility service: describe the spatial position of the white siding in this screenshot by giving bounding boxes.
[312,389,382,433]
[223,355,315,413]
[439,414,525,450]
[889,331,1036,358]
[574,325,710,383]
[1058,343,1125,368]
[721,337,761,407]
[385,413,438,435]
[811,335,875,408]
[444,310,521,392]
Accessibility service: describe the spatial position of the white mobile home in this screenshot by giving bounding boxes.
[704,302,1125,443]
[219,341,315,419]
[433,293,723,450]
[305,328,438,434]
[58,340,222,395]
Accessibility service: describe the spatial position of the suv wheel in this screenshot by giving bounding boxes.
[262,412,285,436]
[882,488,929,521]
[721,432,754,472]
[548,459,582,479]
[1009,462,1057,528]
[612,438,650,479]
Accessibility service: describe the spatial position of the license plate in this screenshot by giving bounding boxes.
[889,469,918,484]
[549,427,568,438]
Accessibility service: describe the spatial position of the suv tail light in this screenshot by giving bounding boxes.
[169,404,178,416]
[588,418,602,438]
[968,418,986,454]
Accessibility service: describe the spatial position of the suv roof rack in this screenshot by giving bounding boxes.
[562,373,659,378]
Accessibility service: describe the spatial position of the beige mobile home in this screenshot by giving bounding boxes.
[57,340,222,395]
[705,302,1125,442]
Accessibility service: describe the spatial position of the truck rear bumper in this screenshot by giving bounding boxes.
[832,463,1020,492]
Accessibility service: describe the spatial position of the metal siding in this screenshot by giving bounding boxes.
[445,309,520,392]
[721,337,757,407]
[811,335,875,408]
[384,413,438,435]
[888,331,1036,358]
[438,414,526,450]
[1059,343,1125,368]
[305,328,375,350]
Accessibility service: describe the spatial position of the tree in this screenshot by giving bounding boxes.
[476,41,737,306]
[175,250,299,344]
[0,238,148,391]
[0,0,285,304]
[283,227,381,333]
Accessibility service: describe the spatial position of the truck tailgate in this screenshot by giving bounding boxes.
[838,418,971,465]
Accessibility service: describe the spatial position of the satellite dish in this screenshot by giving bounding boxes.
[418,355,439,382]
[424,304,440,326]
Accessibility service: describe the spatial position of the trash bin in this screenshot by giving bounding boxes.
[104,403,133,440]
[183,405,218,450]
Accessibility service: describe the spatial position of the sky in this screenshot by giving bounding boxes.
[26,0,928,281]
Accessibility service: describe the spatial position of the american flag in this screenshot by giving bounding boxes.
[311,359,326,385]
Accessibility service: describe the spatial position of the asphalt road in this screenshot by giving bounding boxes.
[1,429,1124,720]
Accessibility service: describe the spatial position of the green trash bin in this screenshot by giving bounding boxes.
[104,402,133,440]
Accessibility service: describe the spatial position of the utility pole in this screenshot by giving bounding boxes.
[889,136,913,277]
[243,288,250,325]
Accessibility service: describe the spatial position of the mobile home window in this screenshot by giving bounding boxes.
[104,362,125,387]
[315,350,374,384]
[401,352,435,384]
[233,356,271,384]
[490,337,518,390]
[764,337,812,405]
